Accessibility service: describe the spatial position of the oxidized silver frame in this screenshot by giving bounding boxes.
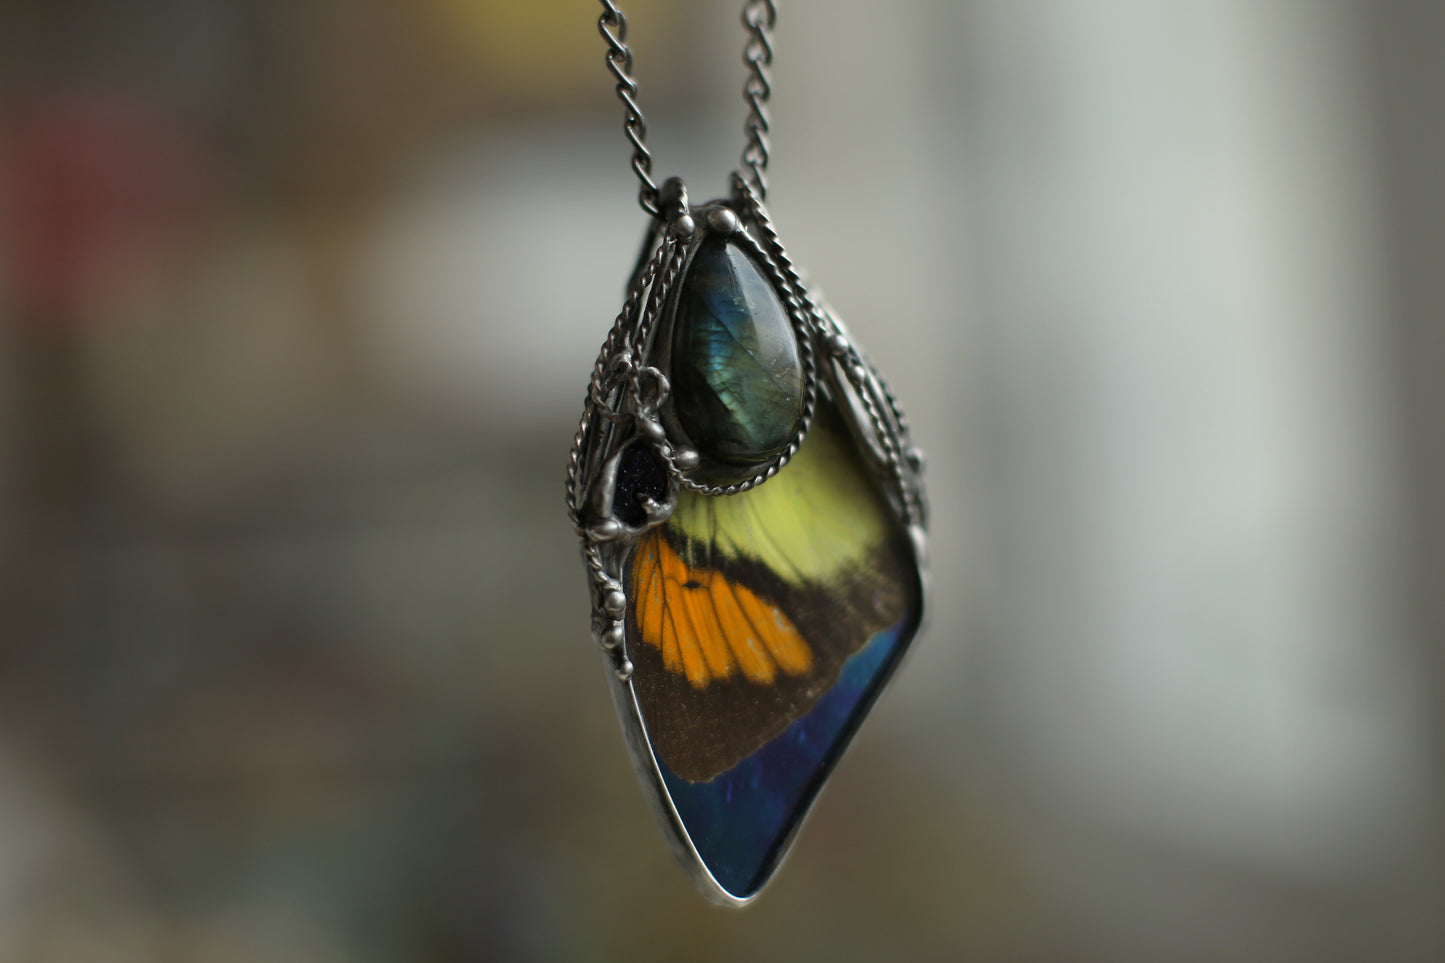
[565,173,929,905]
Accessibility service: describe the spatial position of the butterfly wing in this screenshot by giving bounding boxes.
[626,401,919,783]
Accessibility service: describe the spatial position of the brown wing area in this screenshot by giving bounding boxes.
[626,525,911,783]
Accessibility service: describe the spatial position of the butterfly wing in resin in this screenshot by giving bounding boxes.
[624,401,922,898]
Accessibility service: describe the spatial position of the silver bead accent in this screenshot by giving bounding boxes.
[603,589,627,617]
[707,207,740,235]
[590,519,624,540]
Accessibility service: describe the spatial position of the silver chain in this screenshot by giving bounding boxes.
[598,0,778,217]
[739,0,777,203]
[598,1,660,217]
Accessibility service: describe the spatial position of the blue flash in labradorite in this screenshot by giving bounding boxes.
[671,236,804,467]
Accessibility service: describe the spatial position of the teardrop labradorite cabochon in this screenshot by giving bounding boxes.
[670,236,804,468]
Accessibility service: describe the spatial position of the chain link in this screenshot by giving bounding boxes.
[740,0,778,202]
[598,1,660,217]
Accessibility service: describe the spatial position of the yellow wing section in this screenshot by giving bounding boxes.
[665,412,890,584]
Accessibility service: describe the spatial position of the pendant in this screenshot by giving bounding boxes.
[566,175,928,905]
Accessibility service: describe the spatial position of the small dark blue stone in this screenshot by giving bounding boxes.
[612,445,667,527]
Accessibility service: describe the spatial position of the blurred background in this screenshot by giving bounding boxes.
[0,0,1442,960]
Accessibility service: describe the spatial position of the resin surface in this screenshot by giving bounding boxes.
[624,404,922,898]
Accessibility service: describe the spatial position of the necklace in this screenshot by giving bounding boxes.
[565,0,928,905]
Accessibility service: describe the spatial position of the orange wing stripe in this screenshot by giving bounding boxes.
[631,531,813,689]
[667,585,709,688]
[736,582,812,677]
[709,575,777,685]
[641,540,680,673]
[683,580,735,681]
